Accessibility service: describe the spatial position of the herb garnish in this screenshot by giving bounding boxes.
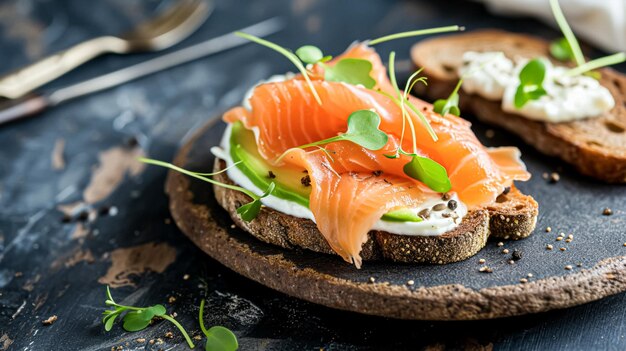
[235,32,322,105]
[433,78,462,116]
[284,109,389,154]
[514,59,547,108]
[199,299,238,351]
[295,45,331,64]
[368,25,463,45]
[323,58,377,88]
[139,157,274,222]
[102,286,196,348]
[380,52,452,193]
[548,0,625,76]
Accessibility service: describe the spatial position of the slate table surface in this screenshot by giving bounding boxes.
[0,0,625,350]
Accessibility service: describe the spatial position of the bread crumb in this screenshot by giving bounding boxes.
[164,331,174,339]
[136,338,146,343]
[168,296,176,304]
[42,315,57,325]
[479,266,493,273]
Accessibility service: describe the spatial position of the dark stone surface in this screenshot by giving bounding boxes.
[0,0,624,350]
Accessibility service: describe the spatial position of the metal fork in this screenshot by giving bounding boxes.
[0,0,213,99]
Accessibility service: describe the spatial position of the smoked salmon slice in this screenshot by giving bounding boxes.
[223,45,530,267]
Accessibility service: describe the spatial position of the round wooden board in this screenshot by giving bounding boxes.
[166,119,626,320]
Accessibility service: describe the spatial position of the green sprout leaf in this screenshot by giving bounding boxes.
[513,59,547,108]
[101,287,195,348]
[200,299,239,351]
[324,58,377,89]
[565,52,626,77]
[342,110,389,149]
[236,182,275,222]
[433,79,462,116]
[297,110,388,151]
[403,156,451,193]
[296,45,324,64]
[550,37,574,62]
[122,311,153,332]
[205,326,239,351]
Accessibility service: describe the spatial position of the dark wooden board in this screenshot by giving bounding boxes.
[167,117,626,320]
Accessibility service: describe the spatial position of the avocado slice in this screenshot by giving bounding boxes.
[229,121,421,222]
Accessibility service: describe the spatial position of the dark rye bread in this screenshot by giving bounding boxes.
[411,30,626,183]
[213,159,538,264]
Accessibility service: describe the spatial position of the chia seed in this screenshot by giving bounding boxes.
[268,171,276,179]
[512,249,523,261]
[301,175,311,187]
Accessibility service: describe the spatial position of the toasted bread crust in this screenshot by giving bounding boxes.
[411,30,626,183]
[213,159,538,264]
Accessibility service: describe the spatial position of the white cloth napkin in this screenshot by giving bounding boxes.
[478,0,626,53]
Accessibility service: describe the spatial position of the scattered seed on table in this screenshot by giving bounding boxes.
[527,273,533,278]
[545,227,552,233]
[577,263,583,267]
[565,265,573,270]
[546,244,553,250]
[497,242,504,247]
[42,315,57,326]
[183,274,190,280]
[512,250,523,260]
[479,266,493,273]
[368,277,376,283]
[603,208,613,216]
[407,280,415,286]
[508,260,515,264]
[556,237,563,241]
[520,278,528,284]
[560,247,567,251]
[479,258,486,264]
[549,172,560,183]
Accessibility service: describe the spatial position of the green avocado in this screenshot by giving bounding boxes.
[229,121,421,223]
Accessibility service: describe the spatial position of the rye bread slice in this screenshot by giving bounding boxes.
[213,159,538,264]
[411,30,626,183]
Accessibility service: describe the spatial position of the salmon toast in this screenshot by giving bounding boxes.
[142,28,538,267]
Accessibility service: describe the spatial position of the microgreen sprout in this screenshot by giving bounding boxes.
[273,110,387,164]
[549,0,584,66]
[323,58,377,88]
[565,52,626,77]
[433,78,462,116]
[235,32,322,105]
[295,45,332,64]
[199,299,238,351]
[514,58,547,108]
[368,25,463,45]
[548,0,626,76]
[139,157,274,222]
[102,286,196,349]
[403,156,452,193]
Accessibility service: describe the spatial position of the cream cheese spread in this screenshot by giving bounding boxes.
[459,51,615,122]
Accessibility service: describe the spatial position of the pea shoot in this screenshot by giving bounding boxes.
[514,59,547,108]
[139,157,274,222]
[433,78,462,116]
[368,25,463,45]
[102,286,196,348]
[199,299,239,351]
[295,45,331,64]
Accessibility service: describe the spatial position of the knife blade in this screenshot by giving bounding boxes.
[0,17,284,126]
